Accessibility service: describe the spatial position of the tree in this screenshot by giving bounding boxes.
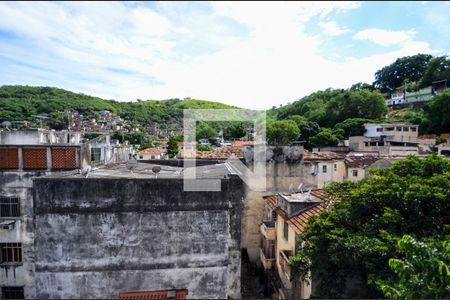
[324,90,387,127]
[196,123,216,142]
[167,135,183,158]
[374,54,433,92]
[308,128,342,148]
[350,82,374,91]
[376,235,450,299]
[425,90,450,134]
[334,118,371,138]
[223,124,247,140]
[196,145,214,151]
[290,155,450,298]
[419,56,450,88]
[266,120,300,145]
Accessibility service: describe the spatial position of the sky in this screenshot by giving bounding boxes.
[0,1,449,109]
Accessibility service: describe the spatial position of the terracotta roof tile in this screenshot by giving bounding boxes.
[231,140,257,148]
[178,146,243,159]
[119,289,188,300]
[287,204,325,234]
[139,148,162,155]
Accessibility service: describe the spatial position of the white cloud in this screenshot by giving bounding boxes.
[353,28,416,46]
[0,1,438,110]
[319,21,349,36]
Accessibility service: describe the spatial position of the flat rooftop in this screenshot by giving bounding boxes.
[44,161,235,179]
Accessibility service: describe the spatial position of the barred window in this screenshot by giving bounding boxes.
[2,286,24,299]
[0,243,22,264]
[0,197,20,218]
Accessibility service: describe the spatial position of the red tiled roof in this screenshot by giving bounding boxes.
[231,140,256,148]
[263,194,278,210]
[178,146,243,159]
[139,148,162,155]
[119,289,188,300]
[287,204,325,234]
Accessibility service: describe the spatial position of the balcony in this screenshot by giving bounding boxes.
[260,248,276,270]
[260,220,276,240]
[280,250,293,282]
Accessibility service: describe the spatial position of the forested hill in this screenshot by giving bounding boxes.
[0,85,236,125]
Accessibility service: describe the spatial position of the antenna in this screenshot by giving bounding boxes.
[81,165,92,178]
[288,183,293,194]
[297,182,304,193]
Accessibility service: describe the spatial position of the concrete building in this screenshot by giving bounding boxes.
[0,130,131,299]
[261,190,329,299]
[344,155,391,181]
[438,143,450,157]
[138,148,162,160]
[348,123,419,156]
[32,162,245,299]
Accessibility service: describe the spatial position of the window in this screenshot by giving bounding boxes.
[378,142,385,146]
[322,165,327,173]
[2,287,24,299]
[0,197,20,218]
[91,148,102,161]
[396,127,402,131]
[139,156,143,159]
[411,127,417,132]
[352,170,358,177]
[283,220,289,241]
[0,243,22,264]
[386,127,394,131]
[403,127,409,132]
[334,164,337,171]
[376,128,383,132]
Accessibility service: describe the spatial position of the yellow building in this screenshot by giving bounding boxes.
[260,190,329,299]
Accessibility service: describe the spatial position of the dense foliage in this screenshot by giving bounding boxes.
[425,90,450,134]
[376,235,450,299]
[290,155,450,298]
[275,88,387,128]
[266,120,300,145]
[0,85,235,126]
[373,54,432,92]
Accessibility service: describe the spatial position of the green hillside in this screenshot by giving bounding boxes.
[0,85,236,126]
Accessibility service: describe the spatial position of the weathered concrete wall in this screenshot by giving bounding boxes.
[0,171,53,299]
[33,177,244,299]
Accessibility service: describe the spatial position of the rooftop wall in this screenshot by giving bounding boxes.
[32,177,245,299]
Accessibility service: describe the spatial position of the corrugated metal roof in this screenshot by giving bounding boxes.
[119,289,188,300]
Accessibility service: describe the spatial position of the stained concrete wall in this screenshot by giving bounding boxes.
[32,177,244,299]
[0,171,54,299]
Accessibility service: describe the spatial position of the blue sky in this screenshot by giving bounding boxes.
[0,1,449,109]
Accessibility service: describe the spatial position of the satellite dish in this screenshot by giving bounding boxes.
[126,159,138,170]
[288,183,293,194]
[1,121,11,130]
[151,166,161,174]
[126,159,138,178]
[151,166,161,178]
[81,165,92,178]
